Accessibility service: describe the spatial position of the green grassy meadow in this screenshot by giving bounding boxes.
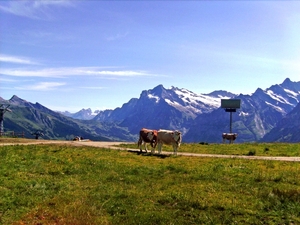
[120,142,300,157]
[0,140,300,224]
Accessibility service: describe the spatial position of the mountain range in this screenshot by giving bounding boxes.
[185,78,300,143]
[1,78,300,142]
[0,95,135,141]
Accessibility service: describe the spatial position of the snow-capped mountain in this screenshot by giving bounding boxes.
[185,78,300,142]
[94,84,236,135]
[94,78,300,142]
[160,86,236,116]
[60,108,100,120]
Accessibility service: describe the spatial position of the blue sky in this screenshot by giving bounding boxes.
[1,1,300,112]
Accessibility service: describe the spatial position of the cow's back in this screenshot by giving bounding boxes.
[157,129,181,155]
[138,128,158,148]
[157,129,181,145]
[139,128,151,142]
[157,130,172,144]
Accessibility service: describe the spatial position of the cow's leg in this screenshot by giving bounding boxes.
[158,143,162,154]
[143,143,148,153]
[150,141,156,154]
[151,147,155,154]
[173,143,178,156]
[138,138,143,152]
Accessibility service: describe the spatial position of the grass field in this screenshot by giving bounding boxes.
[119,142,300,157]
[0,139,300,224]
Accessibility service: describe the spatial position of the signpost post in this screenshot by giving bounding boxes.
[221,99,241,143]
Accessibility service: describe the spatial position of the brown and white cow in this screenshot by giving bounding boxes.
[222,133,238,144]
[137,128,158,153]
[157,129,182,155]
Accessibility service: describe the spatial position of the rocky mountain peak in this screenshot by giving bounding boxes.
[207,90,236,98]
[282,77,292,85]
[8,95,34,108]
[79,108,92,113]
[280,78,300,93]
[253,87,264,95]
[9,95,27,103]
[151,84,165,94]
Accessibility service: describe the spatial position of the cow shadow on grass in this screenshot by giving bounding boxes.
[127,150,170,159]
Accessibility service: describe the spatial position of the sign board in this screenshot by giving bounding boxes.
[225,108,236,112]
[221,99,241,109]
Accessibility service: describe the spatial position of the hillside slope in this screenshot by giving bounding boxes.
[261,101,300,142]
[0,95,135,141]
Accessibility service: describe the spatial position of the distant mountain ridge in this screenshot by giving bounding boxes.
[1,78,300,142]
[60,108,100,120]
[0,95,135,141]
[93,78,300,142]
[93,84,236,135]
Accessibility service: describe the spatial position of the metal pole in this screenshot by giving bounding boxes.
[230,111,232,133]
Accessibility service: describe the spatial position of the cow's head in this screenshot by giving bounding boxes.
[147,131,158,148]
[172,130,182,145]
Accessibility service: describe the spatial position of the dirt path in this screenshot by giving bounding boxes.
[1,140,300,162]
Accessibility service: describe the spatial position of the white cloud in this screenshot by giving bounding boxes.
[15,82,65,91]
[0,0,73,19]
[83,69,151,77]
[0,67,153,78]
[0,54,39,65]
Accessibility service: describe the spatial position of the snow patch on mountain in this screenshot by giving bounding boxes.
[148,94,160,103]
[266,90,293,105]
[164,99,180,107]
[173,89,222,107]
[284,88,299,97]
[169,87,235,112]
[239,111,249,116]
[265,101,285,112]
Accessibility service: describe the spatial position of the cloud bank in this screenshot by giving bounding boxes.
[0,67,152,78]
